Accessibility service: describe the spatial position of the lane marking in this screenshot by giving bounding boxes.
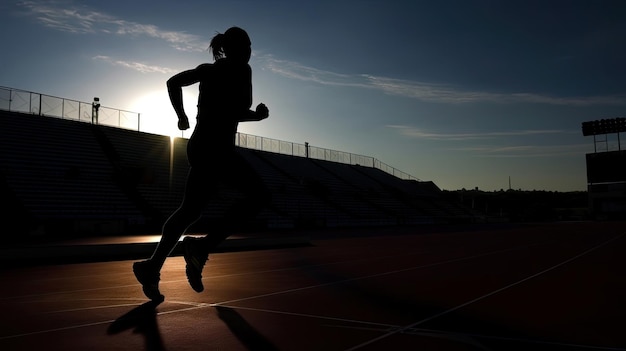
[43,303,143,314]
[0,240,541,301]
[210,244,534,306]
[0,250,431,301]
[213,304,397,330]
[42,299,208,314]
[0,320,118,340]
[0,243,536,340]
[344,233,625,351]
[1,234,619,343]
[0,301,210,340]
[332,324,626,351]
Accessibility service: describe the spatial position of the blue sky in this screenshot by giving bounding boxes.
[2,0,626,191]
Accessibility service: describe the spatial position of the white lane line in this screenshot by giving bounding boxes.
[0,252,418,301]
[344,233,625,351]
[210,244,534,307]
[0,249,434,302]
[0,251,300,284]
[41,299,208,314]
[329,324,626,351]
[42,303,143,314]
[213,304,397,330]
[0,320,118,340]
[401,328,626,351]
[202,249,435,281]
[0,241,531,302]
[196,304,626,351]
[0,243,536,340]
[0,301,211,340]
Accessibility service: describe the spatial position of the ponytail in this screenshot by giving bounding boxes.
[209,33,226,61]
[209,27,250,61]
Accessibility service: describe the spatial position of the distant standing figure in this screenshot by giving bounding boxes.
[133,27,270,301]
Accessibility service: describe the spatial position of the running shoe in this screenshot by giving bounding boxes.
[133,260,164,303]
[182,236,209,292]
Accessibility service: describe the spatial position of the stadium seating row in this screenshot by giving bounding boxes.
[0,110,475,236]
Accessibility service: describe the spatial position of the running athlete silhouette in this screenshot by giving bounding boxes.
[133,27,270,301]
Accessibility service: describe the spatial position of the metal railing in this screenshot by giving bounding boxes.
[0,86,419,181]
[0,86,140,130]
[235,133,418,180]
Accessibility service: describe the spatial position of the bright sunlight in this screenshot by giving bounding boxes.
[130,89,198,138]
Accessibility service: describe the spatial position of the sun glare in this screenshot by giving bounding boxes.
[130,89,197,138]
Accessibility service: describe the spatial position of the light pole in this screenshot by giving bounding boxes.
[92,97,100,124]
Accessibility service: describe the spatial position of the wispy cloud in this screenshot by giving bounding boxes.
[384,125,590,157]
[450,143,592,158]
[386,125,569,141]
[19,1,209,51]
[19,1,626,107]
[260,55,626,106]
[367,76,626,106]
[262,56,368,88]
[92,55,177,74]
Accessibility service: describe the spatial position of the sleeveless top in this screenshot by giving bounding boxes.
[187,59,252,165]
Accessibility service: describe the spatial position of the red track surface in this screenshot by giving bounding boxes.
[0,222,624,350]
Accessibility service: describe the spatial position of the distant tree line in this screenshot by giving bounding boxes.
[441,189,588,222]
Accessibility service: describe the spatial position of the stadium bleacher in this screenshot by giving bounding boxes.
[0,110,475,238]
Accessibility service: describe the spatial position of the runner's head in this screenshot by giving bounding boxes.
[210,27,251,63]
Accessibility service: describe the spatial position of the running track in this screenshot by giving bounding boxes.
[0,222,624,350]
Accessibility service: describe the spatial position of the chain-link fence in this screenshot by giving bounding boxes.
[1,86,419,181]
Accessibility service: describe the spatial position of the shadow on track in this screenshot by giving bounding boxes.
[216,306,278,351]
[107,300,165,351]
